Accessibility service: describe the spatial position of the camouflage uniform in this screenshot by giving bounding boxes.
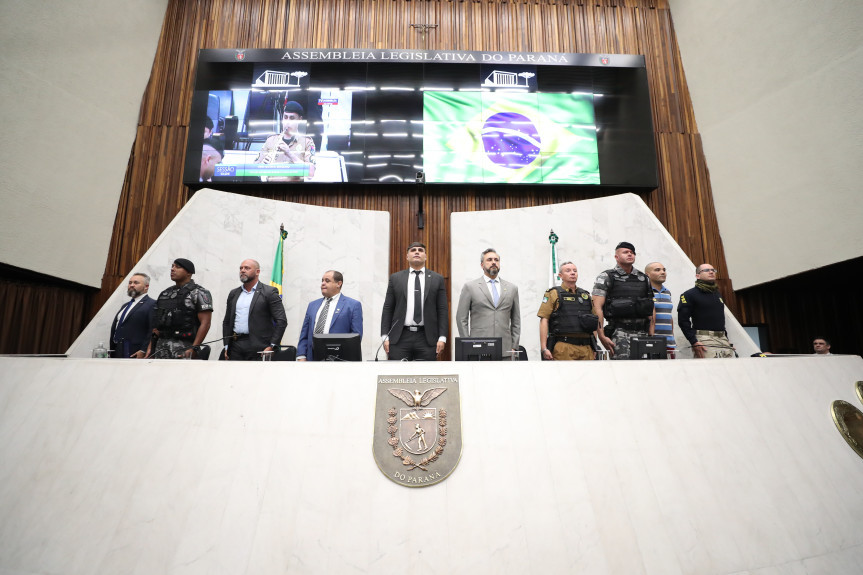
[255,133,316,181]
[153,281,214,359]
[592,265,653,360]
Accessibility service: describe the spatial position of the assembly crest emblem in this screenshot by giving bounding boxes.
[373,374,462,487]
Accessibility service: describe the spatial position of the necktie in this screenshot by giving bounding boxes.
[491,279,500,307]
[413,270,422,324]
[119,298,135,325]
[314,297,332,334]
[114,299,135,343]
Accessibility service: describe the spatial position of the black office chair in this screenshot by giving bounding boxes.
[516,345,529,361]
[273,346,297,361]
[196,345,211,360]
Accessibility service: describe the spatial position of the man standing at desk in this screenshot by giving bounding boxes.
[678,263,734,358]
[110,272,156,358]
[222,259,288,360]
[592,242,655,360]
[296,270,363,361]
[381,242,448,361]
[147,258,213,359]
[456,248,521,358]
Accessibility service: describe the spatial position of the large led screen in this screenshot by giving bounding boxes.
[185,49,656,188]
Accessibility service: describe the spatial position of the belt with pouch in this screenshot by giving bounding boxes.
[696,330,726,337]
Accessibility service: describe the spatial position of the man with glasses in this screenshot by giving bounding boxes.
[677,263,734,358]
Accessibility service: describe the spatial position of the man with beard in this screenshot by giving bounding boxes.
[109,272,156,358]
[592,242,656,359]
[381,242,448,361]
[538,261,598,360]
[221,259,288,360]
[146,258,213,359]
[456,248,521,359]
[677,263,735,358]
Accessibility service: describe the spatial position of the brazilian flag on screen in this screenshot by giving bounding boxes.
[423,92,600,184]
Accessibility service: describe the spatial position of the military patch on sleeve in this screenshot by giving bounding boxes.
[680,295,687,303]
[581,293,589,300]
[542,296,549,303]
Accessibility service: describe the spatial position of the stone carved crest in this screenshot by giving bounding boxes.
[373,375,462,487]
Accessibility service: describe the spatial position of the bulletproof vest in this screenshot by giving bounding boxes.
[550,287,598,335]
[155,282,197,335]
[604,270,654,319]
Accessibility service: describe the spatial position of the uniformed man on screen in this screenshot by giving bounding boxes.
[255,100,316,182]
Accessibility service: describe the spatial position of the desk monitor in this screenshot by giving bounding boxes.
[629,336,668,360]
[454,337,503,361]
[312,333,362,361]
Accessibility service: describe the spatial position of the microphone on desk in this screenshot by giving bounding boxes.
[375,320,399,361]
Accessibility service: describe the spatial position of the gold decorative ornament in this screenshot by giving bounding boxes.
[831,400,863,460]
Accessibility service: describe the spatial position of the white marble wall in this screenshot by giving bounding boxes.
[1,355,862,574]
[450,193,760,360]
[67,189,390,360]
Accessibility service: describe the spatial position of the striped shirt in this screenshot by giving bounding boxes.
[652,285,676,351]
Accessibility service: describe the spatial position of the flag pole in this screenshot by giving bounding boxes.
[270,224,288,296]
[548,229,559,288]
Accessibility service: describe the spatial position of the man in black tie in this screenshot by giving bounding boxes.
[109,273,156,358]
[381,242,448,361]
[221,259,288,360]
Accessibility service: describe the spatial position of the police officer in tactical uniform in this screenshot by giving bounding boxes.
[538,261,599,360]
[592,242,656,359]
[146,258,214,359]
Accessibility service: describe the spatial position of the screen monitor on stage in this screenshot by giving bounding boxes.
[629,336,668,360]
[454,337,503,361]
[312,333,362,362]
[185,49,656,188]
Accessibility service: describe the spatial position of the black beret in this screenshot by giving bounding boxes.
[615,241,636,254]
[173,258,195,274]
[283,100,305,116]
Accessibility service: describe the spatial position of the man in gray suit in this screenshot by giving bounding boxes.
[222,259,288,360]
[455,248,521,358]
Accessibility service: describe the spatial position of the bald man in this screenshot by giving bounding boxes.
[222,259,288,360]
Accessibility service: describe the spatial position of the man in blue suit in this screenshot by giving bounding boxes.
[296,270,363,361]
[110,273,156,358]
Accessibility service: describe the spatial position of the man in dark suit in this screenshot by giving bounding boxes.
[296,270,364,361]
[221,259,288,360]
[381,242,448,361]
[110,272,156,358]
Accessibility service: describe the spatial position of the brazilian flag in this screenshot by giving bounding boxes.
[269,227,289,296]
[423,92,600,184]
